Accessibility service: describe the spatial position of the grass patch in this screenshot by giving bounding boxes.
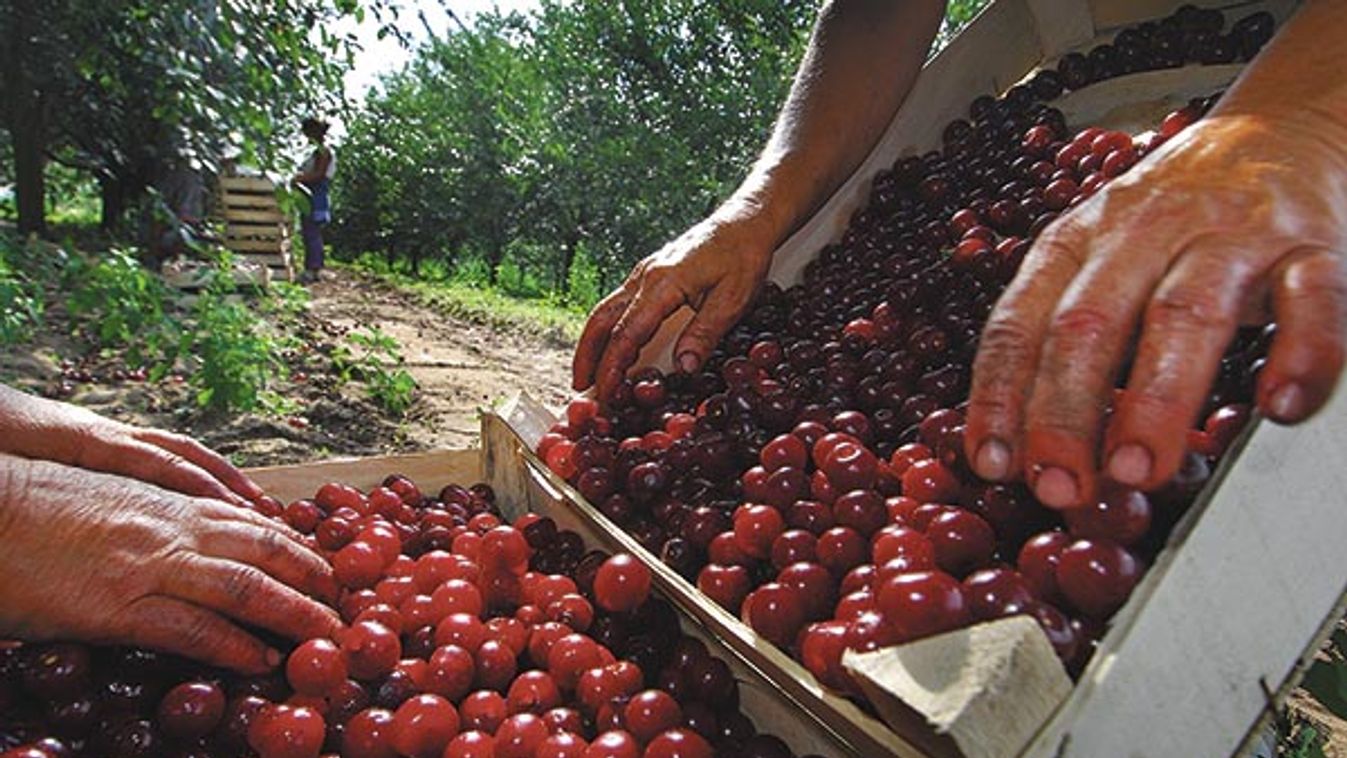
[337,257,586,345]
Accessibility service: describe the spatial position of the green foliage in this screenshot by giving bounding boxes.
[334,1,819,306]
[333,325,418,416]
[340,257,585,342]
[178,258,293,414]
[0,0,400,233]
[1302,629,1347,720]
[63,248,178,365]
[0,234,44,345]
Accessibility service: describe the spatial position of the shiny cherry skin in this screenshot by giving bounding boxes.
[877,570,968,642]
[593,554,652,613]
[1056,539,1142,618]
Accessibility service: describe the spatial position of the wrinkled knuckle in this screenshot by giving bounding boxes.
[1046,305,1118,347]
[180,615,216,651]
[223,565,266,603]
[1148,285,1231,334]
[977,316,1038,369]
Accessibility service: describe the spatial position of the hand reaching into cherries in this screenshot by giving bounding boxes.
[573,208,776,401]
[966,1,1347,507]
[0,388,341,673]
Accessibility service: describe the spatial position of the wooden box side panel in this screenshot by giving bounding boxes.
[1024,386,1347,758]
[245,449,482,504]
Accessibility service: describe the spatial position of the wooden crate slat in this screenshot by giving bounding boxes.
[226,238,289,252]
[245,450,481,504]
[224,209,284,224]
[222,196,281,210]
[220,175,278,193]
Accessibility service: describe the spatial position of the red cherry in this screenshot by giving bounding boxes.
[963,568,1035,622]
[584,730,640,758]
[537,731,589,758]
[1031,602,1081,663]
[822,441,878,491]
[496,713,550,758]
[248,704,325,758]
[761,433,808,471]
[770,529,818,569]
[427,644,476,701]
[871,525,935,569]
[925,509,996,576]
[445,730,496,758]
[474,639,518,692]
[342,707,396,758]
[811,432,859,470]
[1017,531,1072,602]
[547,634,605,690]
[799,620,854,691]
[286,638,347,697]
[901,458,962,504]
[816,526,867,575]
[435,612,487,651]
[776,561,838,620]
[390,694,459,758]
[623,689,683,743]
[158,680,226,740]
[593,554,652,613]
[743,583,807,648]
[341,621,402,682]
[1064,486,1152,546]
[334,541,387,589]
[506,670,561,715]
[696,564,752,612]
[1056,539,1142,618]
[877,570,969,642]
[732,504,785,559]
[643,728,714,758]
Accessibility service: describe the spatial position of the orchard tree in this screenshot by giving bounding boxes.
[0,0,409,235]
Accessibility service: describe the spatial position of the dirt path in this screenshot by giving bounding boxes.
[305,270,574,451]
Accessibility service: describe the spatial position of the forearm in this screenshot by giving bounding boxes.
[724,0,946,243]
[1216,0,1347,125]
[1206,0,1347,239]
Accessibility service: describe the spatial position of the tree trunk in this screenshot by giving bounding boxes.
[11,115,46,237]
[99,175,126,230]
[559,234,580,293]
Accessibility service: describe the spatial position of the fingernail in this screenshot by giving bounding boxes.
[265,648,283,668]
[974,438,1011,480]
[677,352,700,374]
[1108,444,1152,485]
[1034,466,1080,509]
[1268,383,1305,421]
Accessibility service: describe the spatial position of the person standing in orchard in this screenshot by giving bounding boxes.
[294,116,337,284]
[571,0,1346,509]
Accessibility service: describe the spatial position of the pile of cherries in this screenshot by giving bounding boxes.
[538,5,1277,702]
[1,477,813,758]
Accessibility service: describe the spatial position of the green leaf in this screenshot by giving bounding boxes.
[1302,659,1347,720]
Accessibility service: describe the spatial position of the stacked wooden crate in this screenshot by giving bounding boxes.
[217,174,294,282]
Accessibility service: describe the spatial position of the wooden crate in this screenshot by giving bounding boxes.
[486,1,1347,757]
[217,175,294,282]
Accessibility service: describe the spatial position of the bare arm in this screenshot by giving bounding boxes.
[574,0,947,398]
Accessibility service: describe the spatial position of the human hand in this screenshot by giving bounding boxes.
[0,454,340,673]
[966,113,1347,508]
[573,209,776,401]
[0,386,263,506]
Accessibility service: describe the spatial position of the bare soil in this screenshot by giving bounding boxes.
[1,268,573,467]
